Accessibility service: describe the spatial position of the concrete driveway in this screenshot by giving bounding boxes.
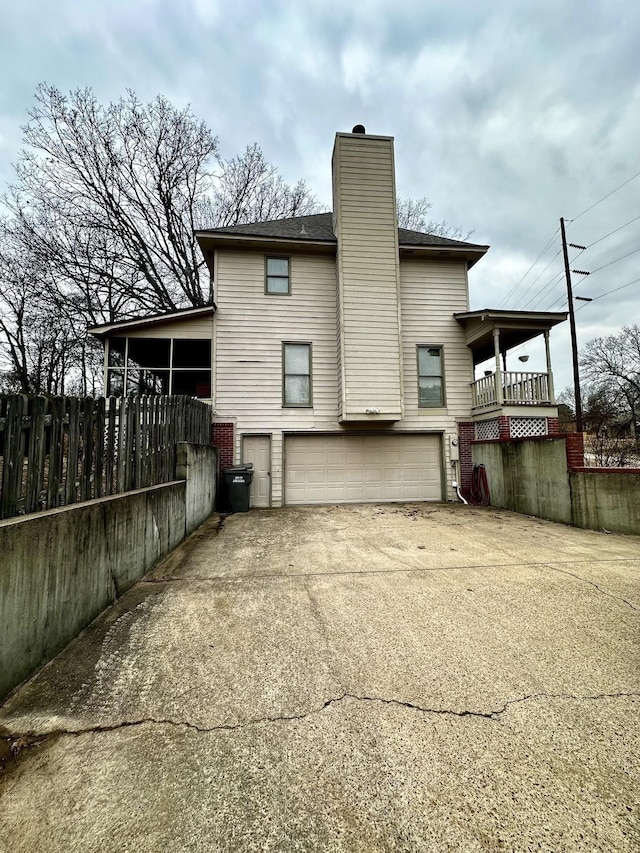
[1,503,639,852]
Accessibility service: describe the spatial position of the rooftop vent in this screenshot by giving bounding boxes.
[352,124,366,134]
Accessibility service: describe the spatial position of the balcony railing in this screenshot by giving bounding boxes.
[471,371,552,410]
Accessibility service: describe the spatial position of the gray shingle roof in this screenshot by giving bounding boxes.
[200,213,335,241]
[198,212,487,250]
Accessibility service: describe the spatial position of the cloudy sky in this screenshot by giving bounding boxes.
[1,0,638,391]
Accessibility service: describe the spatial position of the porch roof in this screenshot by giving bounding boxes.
[454,309,567,366]
[88,305,215,338]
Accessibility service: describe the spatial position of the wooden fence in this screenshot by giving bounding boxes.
[0,395,212,520]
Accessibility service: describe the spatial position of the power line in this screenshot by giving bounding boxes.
[579,246,640,278]
[545,245,640,310]
[520,266,564,310]
[576,276,640,311]
[528,247,586,310]
[500,176,639,310]
[513,250,562,309]
[585,214,640,250]
[529,270,566,310]
[571,169,640,223]
[499,228,559,307]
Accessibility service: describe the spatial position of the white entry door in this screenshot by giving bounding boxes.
[242,435,271,507]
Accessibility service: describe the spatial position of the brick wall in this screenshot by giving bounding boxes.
[211,422,235,470]
[457,421,475,496]
[547,417,560,436]
[498,416,510,440]
[565,431,585,470]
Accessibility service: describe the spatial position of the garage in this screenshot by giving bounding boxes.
[284,433,443,505]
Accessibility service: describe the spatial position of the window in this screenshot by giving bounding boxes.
[266,257,290,294]
[106,337,212,398]
[283,343,312,407]
[417,346,444,407]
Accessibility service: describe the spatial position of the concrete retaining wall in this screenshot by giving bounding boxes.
[176,442,217,535]
[0,443,217,701]
[472,438,572,525]
[570,470,640,535]
[472,438,640,535]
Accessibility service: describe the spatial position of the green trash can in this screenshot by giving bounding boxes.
[223,465,254,513]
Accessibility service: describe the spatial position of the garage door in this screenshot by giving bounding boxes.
[284,434,442,505]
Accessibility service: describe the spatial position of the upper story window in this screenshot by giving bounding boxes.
[266,256,290,294]
[417,346,445,407]
[107,337,212,398]
[283,342,312,407]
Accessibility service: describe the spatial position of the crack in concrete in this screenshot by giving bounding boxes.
[2,690,638,768]
[143,556,640,585]
[542,563,639,611]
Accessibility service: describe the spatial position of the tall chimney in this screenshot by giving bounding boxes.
[332,128,403,422]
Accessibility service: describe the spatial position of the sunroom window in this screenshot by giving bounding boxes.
[106,337,212,398]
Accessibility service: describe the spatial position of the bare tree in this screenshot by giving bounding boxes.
[397,196,472,241]
[581,326,640,437]
[0,221,84,394]
[0,84,468,395]
[559,328,640,466]
[211,143,321,227]
[6,85,219,313]
[0,85,322,392]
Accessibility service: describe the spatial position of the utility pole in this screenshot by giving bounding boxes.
[560,216,583,432]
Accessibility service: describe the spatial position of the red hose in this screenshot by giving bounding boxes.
[469,464,490,506]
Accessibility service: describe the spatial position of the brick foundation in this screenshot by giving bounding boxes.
[211,422,235,470]
[457,421,476,497]
[498,416,510,440]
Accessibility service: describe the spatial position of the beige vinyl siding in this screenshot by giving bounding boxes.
[120,317,214,339]
[398,258,473,493]
[399,259,473,419]
[333,134,402,419]
[398,258,473,500]
[214,249,339,506]
[213,246,474,505]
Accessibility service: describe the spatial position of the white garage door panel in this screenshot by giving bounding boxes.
[285,434,442,505]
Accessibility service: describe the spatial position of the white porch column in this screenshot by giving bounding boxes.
[544,330,555,403]
[493,328,503,405]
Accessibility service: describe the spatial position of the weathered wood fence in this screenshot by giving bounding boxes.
[0,395,212,520]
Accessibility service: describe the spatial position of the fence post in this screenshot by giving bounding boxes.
[47,397,65,508]
[105,397,117,495]
[116,397,127,493]
[0,395,27,519]
[124,396,136,491]
[94,396,106,499]
[80,397,95,502]
[25,395,48,514]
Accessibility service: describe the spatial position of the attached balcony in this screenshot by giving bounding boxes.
[454,309,567,419]
[471,370,553,411]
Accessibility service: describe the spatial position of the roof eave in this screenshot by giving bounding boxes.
[88,305,216,338]
[454,309,567,324]
[196,231,336,248]
[453,309,568,365]
[399,243,489,268]
[195,231,337,267]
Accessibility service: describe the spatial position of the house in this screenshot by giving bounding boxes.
[90,127,566,507]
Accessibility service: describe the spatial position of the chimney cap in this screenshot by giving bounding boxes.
[351,124,366,134]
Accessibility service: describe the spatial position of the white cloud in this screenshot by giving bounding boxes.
[0,0,638,393]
